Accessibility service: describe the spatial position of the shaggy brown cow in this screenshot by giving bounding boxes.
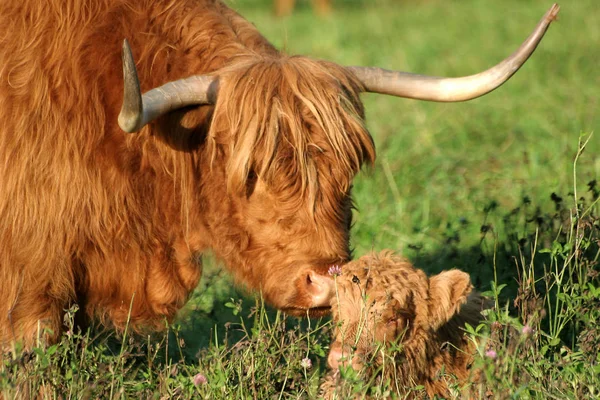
[0,0,557,349]
[322,251,488,399]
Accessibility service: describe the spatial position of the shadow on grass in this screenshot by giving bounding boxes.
[173,183,599,362]
[63,183,599,367]
[3,186,597,399]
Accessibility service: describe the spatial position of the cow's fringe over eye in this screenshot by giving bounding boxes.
[208,53,375,211]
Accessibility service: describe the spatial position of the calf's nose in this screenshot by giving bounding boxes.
[327,342,345,370]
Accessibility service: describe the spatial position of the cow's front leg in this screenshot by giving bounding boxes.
[140,237,204,327]
[1,288,66,351]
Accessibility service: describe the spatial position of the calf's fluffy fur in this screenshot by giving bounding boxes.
[323,251,487,398]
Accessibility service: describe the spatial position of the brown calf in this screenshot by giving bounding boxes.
[323,251,488,398]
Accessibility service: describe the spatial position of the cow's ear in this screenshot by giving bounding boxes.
[303,270,335,308]
[428,270,473,330]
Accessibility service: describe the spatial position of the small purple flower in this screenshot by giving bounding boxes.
[300,357,312,369]
[522,325,533,335]
[328,265,342,277]
[193,373,208,386]
[485,350,497,359]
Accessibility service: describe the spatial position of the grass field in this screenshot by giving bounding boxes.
[2,0,599,398]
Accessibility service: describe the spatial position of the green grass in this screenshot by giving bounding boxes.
[2,0,599,398]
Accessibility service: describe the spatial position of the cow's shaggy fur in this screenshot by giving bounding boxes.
[322,251,487,399]
[0,0,375,348]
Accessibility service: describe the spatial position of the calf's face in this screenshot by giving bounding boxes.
[327,252,474,371]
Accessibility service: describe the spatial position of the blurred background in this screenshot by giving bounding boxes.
[178,0,599,351]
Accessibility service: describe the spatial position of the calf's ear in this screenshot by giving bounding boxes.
[428,269,473,330]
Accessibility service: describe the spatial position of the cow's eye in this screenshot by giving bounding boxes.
[246,169,257,198]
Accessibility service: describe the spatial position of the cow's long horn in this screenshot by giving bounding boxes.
[118,39,219,133]
[348,4,559,102]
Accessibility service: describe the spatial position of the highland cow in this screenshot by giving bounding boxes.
[322,251,488,399]
[0,0,557,349]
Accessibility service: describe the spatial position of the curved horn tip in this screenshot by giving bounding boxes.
[547,4,560,22]
[121,39,137,76]
[122,38,131,53]
[119,38,144,133]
